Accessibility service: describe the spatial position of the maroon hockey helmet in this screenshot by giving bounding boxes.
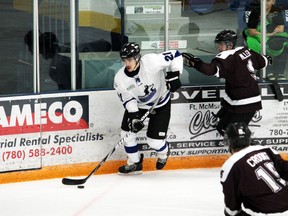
[214,29,238,48]
[224,122,251,149]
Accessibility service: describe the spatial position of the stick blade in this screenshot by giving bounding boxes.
[271,81,284,102]
[62,177,86,185]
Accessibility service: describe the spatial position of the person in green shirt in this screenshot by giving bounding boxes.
[244,0,288,80]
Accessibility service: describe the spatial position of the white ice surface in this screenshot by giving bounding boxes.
[0,168,224,216]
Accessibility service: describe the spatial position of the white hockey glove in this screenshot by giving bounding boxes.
[128,111,145,133]
[166,71,181,92]
[182,52,203,68]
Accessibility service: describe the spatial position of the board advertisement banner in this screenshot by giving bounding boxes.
[0,84,287,173]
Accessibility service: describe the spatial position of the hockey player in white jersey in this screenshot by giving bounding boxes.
[114,42,183,175]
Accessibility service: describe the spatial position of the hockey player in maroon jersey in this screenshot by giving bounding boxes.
[182,29,271,136]
[114,42,183,175]
[221,122,288,216]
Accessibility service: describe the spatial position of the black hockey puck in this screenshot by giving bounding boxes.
[77,185,85,189]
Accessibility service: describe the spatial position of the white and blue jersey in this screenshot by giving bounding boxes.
[114,50,183,112]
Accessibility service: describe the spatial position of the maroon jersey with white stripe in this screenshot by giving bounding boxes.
[195,47,269,113]
[220,145,288,215]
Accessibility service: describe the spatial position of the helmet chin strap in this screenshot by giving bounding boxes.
[132,55,141,71]
[224,42,234,50]
[229,146,233,154]
[132,62,140,72]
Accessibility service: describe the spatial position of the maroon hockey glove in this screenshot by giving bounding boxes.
[264,55,272,65]
[182,52,203,68]
[128,111,145,133]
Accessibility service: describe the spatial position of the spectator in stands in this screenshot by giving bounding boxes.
[24,30,80,90]
[25,31,113,90]
[244,0,288,80]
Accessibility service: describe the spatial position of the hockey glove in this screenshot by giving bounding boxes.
[182,52,203,68]
[264,55,272,65]
[166,71,182,92]
[128,111,145,133]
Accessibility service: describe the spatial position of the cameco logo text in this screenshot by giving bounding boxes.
[0,96,89,135]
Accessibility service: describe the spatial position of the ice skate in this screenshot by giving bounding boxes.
[156,148,170,170]
[118,154,144,175]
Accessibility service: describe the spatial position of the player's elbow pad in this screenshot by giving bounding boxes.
[166,71,182,92]
[224,209,248,216]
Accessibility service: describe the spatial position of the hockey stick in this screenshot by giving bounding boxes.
[270,80,283,102]
[195,47,216,55]
[197,8,227,15]
[62,91,168,185]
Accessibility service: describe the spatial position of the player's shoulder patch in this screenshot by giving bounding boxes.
[220,145,269,182]
[216,47,243,59]
[141,53,159,63]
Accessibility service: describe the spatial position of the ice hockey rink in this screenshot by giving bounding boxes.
[0,168,224,216]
